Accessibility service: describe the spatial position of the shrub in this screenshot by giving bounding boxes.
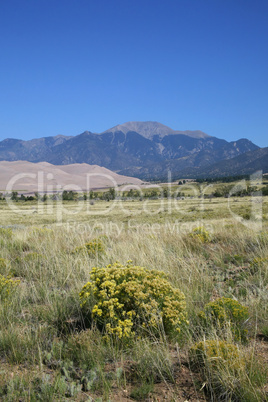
[190,340,267,401]
[189,340,243,399]
[0,274,20,301]
[189,227,211,243]
[226,254,245,265]
[199,297,249,341]
[242,212,251,221]
[79,261,188,340]
[0,258,10,274]
[250,257,268,274]
[190,339,241,371]
[73,239,105,258]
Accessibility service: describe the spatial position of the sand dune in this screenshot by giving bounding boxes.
[0,161,143,193]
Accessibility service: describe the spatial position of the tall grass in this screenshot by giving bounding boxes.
[0,198,267,400]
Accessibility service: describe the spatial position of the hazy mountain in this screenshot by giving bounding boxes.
[0,135,72,162]
[0,122,260,179]
[102,121,210,139]
[179,147,268,179]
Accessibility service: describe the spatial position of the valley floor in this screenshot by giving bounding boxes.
[0,197,267,401]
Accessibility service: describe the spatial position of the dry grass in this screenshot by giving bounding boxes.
[0,196,267,400]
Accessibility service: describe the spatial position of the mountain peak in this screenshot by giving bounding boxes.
[102,121,173,138]
[101,121,210,139]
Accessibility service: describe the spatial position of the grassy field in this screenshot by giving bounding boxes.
[0,195,267,401]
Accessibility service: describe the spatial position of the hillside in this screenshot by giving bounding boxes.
[179,147,268,179]
[0,161,142,192]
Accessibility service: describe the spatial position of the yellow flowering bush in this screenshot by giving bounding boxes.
[190,340,242,371]
[73,239,105,258]
[199,297,249,341]
[0,274,20,300]
[79,262,188,340]
[189,227,211,243]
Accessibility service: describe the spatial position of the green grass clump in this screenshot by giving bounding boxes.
[257,231,268,245]
[0,228,13,248]
[63,329,105,369]
[0,228,13,239]
[129,338,175,384]
[79,261,188,340]
[0,371,81,401]
[23,252,43,263]
[130,383,154,400]
[199,297,249,341]
[29,227,53,237]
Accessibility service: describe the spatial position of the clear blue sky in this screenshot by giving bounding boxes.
[0,0,267,146]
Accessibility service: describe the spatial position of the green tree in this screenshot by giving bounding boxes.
[103,187,116,201]
[11,191,18,201]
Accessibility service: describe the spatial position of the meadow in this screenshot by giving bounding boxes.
[0,192,267,401]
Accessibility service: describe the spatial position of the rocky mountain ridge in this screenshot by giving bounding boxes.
[0,121,261,179]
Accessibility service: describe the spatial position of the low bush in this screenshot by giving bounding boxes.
[190,339,267,401]
[190,339,241,371]
[73,239,105,258]
[0,258,10,275]
[0,274,20,301]
[189,227,211,243]
[199,297,249,341]
[250,257,268,274]
[79,261,188,340]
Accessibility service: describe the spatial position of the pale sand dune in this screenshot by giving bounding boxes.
[0,161,142,193]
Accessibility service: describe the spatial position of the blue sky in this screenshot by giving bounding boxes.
[0,0,267,146]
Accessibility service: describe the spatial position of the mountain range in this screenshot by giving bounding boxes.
[180,147,268,179]
[0,121,265,179]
